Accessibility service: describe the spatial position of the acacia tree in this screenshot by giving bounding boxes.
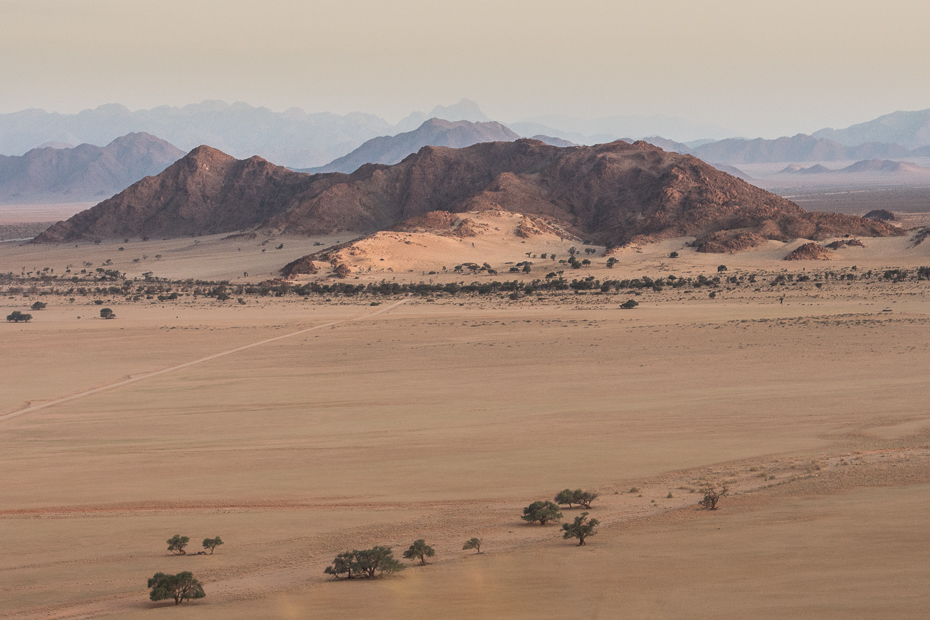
[202,537,224,554]
[521,500,563,525]
[403,539,436,565]
[166,535,189,555]
[555,489,600,510]
[6,311,32,322]
[561,512,599,546]
[147,571,205,605]
[324,547,405,579]
[462,538,482,554]
[100,307,115,319]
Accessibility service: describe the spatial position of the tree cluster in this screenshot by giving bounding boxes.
[554,488,599,509]
[324,546,405,579]
[166,534,223,555]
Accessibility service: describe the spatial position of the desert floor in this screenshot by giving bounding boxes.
[2,229,930,619]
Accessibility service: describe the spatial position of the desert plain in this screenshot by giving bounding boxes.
[3,214,930,619]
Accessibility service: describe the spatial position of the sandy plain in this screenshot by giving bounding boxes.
[2,221,930,619]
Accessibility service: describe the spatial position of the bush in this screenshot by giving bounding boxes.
[30,301,47,310]
[620,299,639,309]
[462,538,482,554]
[100,308,116,319]
[147,571,205,605]
[324,547,405,579]
[521,500,563,525]
[699,487,727,510]
[166,535,189,555]
[402,539,435,565]
[669,251,679,258]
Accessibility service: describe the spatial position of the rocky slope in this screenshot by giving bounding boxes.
[0,133,183,204]
[35,139,902,250]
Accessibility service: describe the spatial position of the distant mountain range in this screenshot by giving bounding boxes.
[303,119,521,174]
[779,159,930,175]
[35,140,899,252]
[0,133,183,204]
[0,102,393,169]
[812,109,930,149]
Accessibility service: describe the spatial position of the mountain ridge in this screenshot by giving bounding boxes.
[35,139,900,251]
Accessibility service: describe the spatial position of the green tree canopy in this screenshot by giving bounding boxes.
[147,571,205,605]
[100,307,115,319]
[166,535,189,555]
[324,547,405,579]
[202,537,223,554]
[521,500,563,525]
[402,539,436,565]
[554,488,599,509]
[561,511,600,545]
[462,538,482,554]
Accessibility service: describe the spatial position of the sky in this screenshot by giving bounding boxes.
[1,0,929,138]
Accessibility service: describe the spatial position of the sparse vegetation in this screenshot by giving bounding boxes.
[699,487,727,510]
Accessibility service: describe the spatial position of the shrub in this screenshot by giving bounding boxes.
[699,487,727,510]
[669,251,679,258]
[620,299,639,309]
[100,308,116,319]
[30,301,47,310]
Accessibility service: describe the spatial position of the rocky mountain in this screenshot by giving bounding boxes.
[812,108,930,149]
[303,119,520,174]
[0,133,184,204]
[35,139,900,251]
[0,102,393,169]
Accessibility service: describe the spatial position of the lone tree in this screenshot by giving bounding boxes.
[6,311,32,322]
[402,539,436,565]
[607,257,619,269]
[202,537,223,554]
[30,301,46,310]
[521,500,563,525]
[555,489,600,509]
[699,487,727,510]
[148,572,205,605]
[620,299,639,309]
[99,307,115,319]
[166,535,190,555]
[561,512,600,546]
[462,538,482,554]
[324,547,405,579]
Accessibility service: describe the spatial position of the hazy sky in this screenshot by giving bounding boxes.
[2,0,929,137]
